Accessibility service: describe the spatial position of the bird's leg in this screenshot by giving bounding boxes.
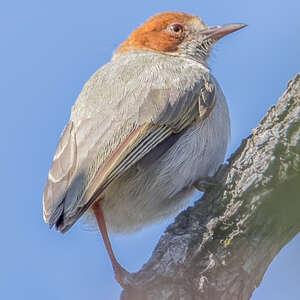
[194,176,219,192]
[92,201,132,287]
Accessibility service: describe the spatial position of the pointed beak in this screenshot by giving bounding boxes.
[202,23,247,41]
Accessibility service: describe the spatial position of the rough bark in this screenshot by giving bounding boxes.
[120,74,300,300]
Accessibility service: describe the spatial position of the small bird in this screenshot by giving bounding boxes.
[43,12,246,286]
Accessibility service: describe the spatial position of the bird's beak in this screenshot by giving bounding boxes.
[202,23,247,41]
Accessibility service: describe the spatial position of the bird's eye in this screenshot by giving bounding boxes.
[169,23,184,35]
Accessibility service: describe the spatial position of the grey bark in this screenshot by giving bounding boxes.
[120,74,300,300]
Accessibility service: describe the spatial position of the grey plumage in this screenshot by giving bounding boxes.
[43,50,230,234]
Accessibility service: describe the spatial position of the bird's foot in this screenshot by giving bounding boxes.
[113,263,134,288]
[194,176,219,192]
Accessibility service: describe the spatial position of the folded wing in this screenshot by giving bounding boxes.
[43,55,216,233]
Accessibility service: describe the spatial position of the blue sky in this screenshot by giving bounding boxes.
[1,1,299,299]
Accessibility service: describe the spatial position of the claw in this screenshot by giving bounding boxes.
[114,264,134,287]
[194,176,218,192]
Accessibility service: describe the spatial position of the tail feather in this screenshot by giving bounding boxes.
[49,202,64,230]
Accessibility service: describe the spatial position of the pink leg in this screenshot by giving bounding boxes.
[92,202,131,287]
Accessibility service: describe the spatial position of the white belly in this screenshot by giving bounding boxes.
[96,85,230,234]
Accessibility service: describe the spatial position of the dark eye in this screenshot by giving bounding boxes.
[169,23,184,34]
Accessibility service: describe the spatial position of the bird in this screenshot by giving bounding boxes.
[43,11,246,287]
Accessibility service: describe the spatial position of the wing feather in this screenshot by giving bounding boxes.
[43,122,76,222]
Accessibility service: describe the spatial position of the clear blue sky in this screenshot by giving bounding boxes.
[1,1,299,299]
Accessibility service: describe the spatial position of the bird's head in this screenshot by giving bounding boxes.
[114,12,246,64]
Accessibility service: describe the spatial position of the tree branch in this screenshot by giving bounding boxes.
[120,74,300,300]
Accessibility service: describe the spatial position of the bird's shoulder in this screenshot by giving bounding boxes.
[70,51,212,124]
